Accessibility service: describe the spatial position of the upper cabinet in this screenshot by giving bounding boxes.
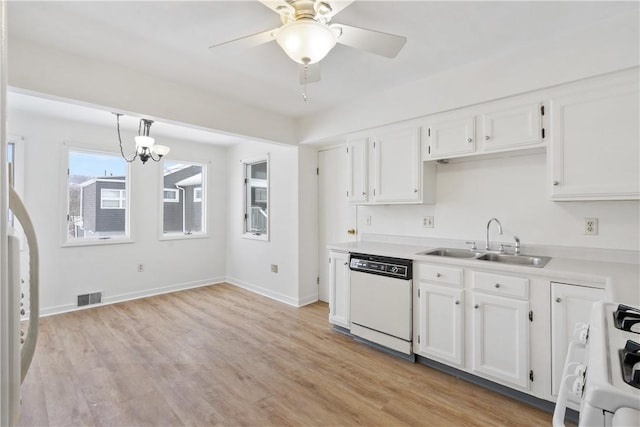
[549,70,639,201]
[425,113,476,158]
[346,126,436,205]
[346,137,369,203]
[424,96,545,161]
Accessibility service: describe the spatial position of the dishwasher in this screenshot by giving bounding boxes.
[349,253,413,356]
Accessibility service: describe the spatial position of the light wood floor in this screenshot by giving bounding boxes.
[18,283,554,426]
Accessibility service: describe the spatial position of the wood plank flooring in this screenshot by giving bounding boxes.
[17,283,554,426]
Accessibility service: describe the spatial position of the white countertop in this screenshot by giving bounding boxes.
[328,240,640,304]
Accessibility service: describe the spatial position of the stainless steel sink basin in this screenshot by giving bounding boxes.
[417,247,552,268]
[418,248,482,258]
[476,253,551,268]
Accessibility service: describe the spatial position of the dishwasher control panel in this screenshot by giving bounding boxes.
[349,253,412,279]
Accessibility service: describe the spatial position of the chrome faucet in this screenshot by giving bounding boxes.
[485,218,503,251]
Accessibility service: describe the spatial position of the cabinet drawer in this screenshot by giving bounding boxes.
[417,264,463,287]
[472,271,529,299]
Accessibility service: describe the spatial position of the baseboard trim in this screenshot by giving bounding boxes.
[38,277,226,318]
[225,277,302,307]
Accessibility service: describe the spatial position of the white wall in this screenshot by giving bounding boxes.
[226,141,305,306]
[357,152,640,251]
[298,12,639,144]
[7,108,228,315]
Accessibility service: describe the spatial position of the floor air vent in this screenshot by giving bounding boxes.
[77,292,102,307]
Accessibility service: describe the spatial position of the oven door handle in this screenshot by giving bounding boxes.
[552,339,586,427]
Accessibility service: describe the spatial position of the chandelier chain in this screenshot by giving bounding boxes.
[116,113,138,163]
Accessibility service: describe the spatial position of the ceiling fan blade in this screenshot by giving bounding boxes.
[209,28,278,50]
[331,23,407,58]
[299,62,321,84]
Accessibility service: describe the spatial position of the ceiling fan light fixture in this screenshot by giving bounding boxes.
[275,19,337,64]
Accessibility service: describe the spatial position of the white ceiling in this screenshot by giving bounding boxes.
[6,1,638,141]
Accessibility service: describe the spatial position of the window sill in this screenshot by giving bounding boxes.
[242,232,269,242]
[62,237,134,248]
[159,233,208,242]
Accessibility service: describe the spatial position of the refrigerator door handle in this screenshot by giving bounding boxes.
[9,186,39,383]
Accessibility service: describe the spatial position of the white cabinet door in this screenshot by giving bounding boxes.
[346,137,369,203]
[550,282,605,399]
[328,251,351,328]
[472,292,529,389]
[416,283,464,367]
[425,113,476,159]
[480,101,543,151]
[372,127,422,203]
[550,74,639,200]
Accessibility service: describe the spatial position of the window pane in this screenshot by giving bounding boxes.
[162,161,205,235]
[68,150,128,241]
[245,160,268,236]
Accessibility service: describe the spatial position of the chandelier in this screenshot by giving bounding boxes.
[115,113,170,164]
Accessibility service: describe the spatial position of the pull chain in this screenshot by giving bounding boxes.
[302,64,309,102]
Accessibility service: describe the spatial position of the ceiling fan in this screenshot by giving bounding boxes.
[209,0,407,87]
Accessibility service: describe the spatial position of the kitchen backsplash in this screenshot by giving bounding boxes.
[356,152,639,252]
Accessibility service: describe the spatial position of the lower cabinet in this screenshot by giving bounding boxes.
[416,283,464,367]
[471,292,530,389]
[550,282,606,400]
[328,250,350,328]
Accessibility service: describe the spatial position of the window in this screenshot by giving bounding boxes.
[100,189,126,209]
[243,155,269,240]
[163,189,179,203]
[66,149,129,243]
[161,161,206,237]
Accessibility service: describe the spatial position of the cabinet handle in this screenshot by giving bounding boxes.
[474,304,479,309]
[494,283,500,288]
[362,192,366,196]
[467,138,472,143]
[436,273,441,278]
[344,262,348,266]
[553,181,559,186]
[455,300,460,305]
[485,135,490,140]
[413,189,418,193]
[555,297,562,303]
[347,229,356,235]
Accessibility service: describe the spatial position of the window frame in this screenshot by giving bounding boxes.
[100,188,126,209]
[242,154,269,242]
[159,159,208,241]
[163,188,179,203]
[61,144,133,247]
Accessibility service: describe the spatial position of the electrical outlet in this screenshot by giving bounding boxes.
[137,264,144,272]
[422,216,434,228]
[271,264,278,273]
[366,215,372,226]
[584,218,599,235]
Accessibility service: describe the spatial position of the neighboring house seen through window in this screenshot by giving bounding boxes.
[66,149,130,244]
[161,161,206,237]
[243,155,269,241]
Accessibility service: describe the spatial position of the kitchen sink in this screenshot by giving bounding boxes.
[418,248,483,258]
[476,253,552,268]
[418,247,552,268]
